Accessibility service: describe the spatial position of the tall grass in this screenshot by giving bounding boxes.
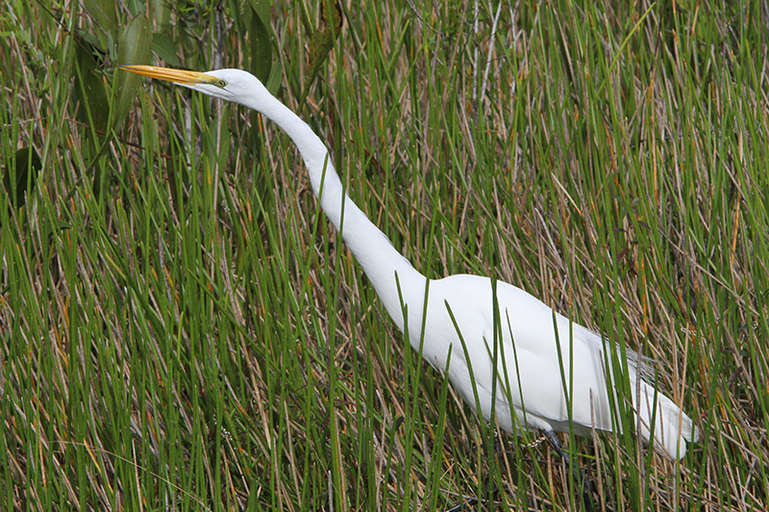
[2,0,767,510]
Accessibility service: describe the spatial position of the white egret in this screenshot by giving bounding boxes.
[123,65,699,506]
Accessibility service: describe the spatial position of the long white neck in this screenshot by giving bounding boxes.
[250,90,428,336]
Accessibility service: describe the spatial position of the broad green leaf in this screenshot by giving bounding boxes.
[73,39,110,138]
[83,0,119,42]
[113,14,152,131]
[152,0,172,32]
[248,4,272,84]
[151,33,182,68]
[247,0,275,34]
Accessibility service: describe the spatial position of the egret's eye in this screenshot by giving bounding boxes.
[216,79,227,88]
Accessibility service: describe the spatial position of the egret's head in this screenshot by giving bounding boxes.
[121,65,267,109]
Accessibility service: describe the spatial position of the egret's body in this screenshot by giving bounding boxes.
[123,66,698,461]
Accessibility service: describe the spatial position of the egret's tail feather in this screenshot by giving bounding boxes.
[636,381,699,459]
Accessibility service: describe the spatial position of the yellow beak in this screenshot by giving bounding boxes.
[121,65,218,86]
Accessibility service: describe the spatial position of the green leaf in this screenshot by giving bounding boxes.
[151,33,182,68]
[151,0,172,32]
[113,14,152,131]
[247,0,275,33]
[264,59,283,95]
[73,39,110,138]
[82,0,119,42]
[248,3,272,84]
